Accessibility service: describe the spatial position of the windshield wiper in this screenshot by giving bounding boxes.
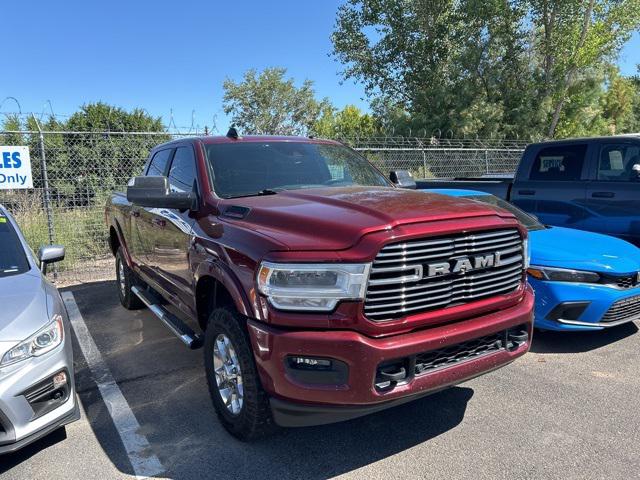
[256,189,280,196]
[223,188,282,199]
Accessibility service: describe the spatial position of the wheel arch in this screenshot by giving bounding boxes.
[195,262,254,331]
[109,220,133,268]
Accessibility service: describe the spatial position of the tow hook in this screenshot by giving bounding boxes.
[506,329,529,351]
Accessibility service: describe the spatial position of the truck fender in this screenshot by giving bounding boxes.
[194,259,254,320]
[110,220,133,268]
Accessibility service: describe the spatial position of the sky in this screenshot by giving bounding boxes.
[1,0,639,132]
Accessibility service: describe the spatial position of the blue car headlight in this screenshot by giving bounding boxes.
[527,266,600,283]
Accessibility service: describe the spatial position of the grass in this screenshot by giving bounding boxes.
[13,204,110,272]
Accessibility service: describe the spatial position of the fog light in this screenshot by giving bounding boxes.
[53,371,67,389]
[284,356,349,386]
[288,356,332,370]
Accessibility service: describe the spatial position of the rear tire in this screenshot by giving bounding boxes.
[115,247,144,310]
[204,308,276,441]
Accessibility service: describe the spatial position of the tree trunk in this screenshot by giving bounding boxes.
[547,0,595,138]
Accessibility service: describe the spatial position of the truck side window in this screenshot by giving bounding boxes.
[147,149,173,176]
[597,144,640,182]
[529,145,587,181]
[167,146,197,193]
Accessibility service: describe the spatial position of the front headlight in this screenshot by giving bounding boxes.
[1,315,64,366]
[257,262,371,311]
[527,266,600,283]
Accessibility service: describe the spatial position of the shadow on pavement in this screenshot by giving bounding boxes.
[65,280,474,479]
[232,386,474,480]
[0,427,67,474]
[531,321,639,354]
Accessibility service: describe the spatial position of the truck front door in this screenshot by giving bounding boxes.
[131,148,174,277]
[585,140,640,246]
[511,143,591,231]
[149,145,198,314]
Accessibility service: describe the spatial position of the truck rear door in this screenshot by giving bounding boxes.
[585,139,640,245]
[511,142,591,230]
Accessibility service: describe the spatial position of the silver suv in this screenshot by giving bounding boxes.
[0,205,79,454]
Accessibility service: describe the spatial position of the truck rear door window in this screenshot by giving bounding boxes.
[597,144,640,182]
[0,214,30,277]
[530,145,587,181]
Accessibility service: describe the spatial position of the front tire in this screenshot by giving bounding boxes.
[204,308,275,440]
[115,247,144,310]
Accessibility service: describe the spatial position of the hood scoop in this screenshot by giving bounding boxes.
[221,205,250,219]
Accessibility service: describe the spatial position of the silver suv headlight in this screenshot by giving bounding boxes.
[1,314,64,366]
[257,262,371,311]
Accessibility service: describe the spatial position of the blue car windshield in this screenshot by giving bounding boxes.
[463,195,546,231]
[0,214,30,277]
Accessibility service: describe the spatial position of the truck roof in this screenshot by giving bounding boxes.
[158,135,342,148]
[528,134,640,148]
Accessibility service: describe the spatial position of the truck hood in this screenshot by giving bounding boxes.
[0,271,49,342]
[219,186,510,251]
[530,226,640,273]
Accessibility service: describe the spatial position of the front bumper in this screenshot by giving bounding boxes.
[248,286,534,426]
[530,278,640,331]
[0,335,78,454]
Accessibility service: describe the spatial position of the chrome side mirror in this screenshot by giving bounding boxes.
[38,245,65,273]
[389,170,417,189]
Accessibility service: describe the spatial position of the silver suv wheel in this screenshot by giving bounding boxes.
[213,334,244,415]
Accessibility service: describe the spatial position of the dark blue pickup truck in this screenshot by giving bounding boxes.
[418,136,640,246]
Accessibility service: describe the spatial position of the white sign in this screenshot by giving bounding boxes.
[0,146,33,189]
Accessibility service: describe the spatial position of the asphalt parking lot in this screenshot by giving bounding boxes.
[1,280,639,480]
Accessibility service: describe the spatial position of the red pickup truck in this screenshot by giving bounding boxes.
[105,132,534,440]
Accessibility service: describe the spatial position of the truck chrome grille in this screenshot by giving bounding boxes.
[364,229,524,321]
[601,295,640,323]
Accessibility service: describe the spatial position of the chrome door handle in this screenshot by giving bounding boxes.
[591,191,615,198]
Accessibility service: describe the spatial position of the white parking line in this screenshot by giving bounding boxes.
[62,291,165,479]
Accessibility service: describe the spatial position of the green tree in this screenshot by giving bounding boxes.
[332,0,640,139]
[223,67,329,135]
[532,0,640,137]
[3,103,169,203]
[332,0,537,138]
[602,71,635,133]
[65,102,164,132]
[627,68,640,132]
[0,114,25,145]
[313,104,379,138]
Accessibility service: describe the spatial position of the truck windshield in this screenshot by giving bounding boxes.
[463,194,546,231]
[204,141,390,198]
[0,214,30,277]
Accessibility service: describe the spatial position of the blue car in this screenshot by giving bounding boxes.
[427,189,640,331]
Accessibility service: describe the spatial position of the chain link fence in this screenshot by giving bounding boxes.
[348,136,526,178]
[0,130,526,285]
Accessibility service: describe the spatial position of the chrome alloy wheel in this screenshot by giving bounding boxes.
[117,257,126,296]
[213,334,244,415]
